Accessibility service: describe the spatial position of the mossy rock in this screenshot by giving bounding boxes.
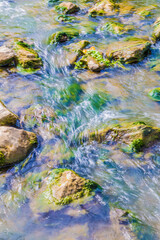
[0,126,37,167]
[106,37,151,64]
[64,40,90,65]
[152,17,160,41]
[148,88,160,101]
[118,2,135,15]
[89,0,119,17]
[101,21,134,35]
[48,30,79,44]
[29,169,100,213]
[55,2,80,14]
[135,5,157,18]
[0,100,18,126]
[78,122,160,153]
[56,14,77,23]
[14,40,42,70]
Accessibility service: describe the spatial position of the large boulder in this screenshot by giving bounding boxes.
[56,2,80,14]
[0,101,18,126]
[0,126,37,167]
[79,122,160,152]
[152,17,160,41]
[14,40,42,70]
[0,46,15,67]
[106,37,151,63]
[30,169,100,213]
[89,0,118,17]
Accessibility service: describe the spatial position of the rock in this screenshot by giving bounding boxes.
[0,46,15,67]
[29,169,100,213]
[101,21,134,35]
[106,37,151,64]
[89,0,118,17]
[0,100,18,126]
[153,17,160,41]
[56,2,80,14]
[56,15,77,23]
[14,40,42,69]
[79,122,160,153]
[0,126,37,167]
[75,48,107,72]
[64,40,90,65]
[118,3,135,16]
[135,5,157,18]
[48,30,79,44]
[148,88,160,101]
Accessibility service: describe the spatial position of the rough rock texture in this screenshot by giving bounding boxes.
[58,2,80,14]
[64,40,90,65]
[0,126,37,167]
[83,55,106,72]
[30,169,99,213]
[153,17,160,41]
[106,37,151,63]
[14,40,42,69]
[79,122,160,152]
[0,101,18,126]
[0,46,15,67]
[89,0,118,17]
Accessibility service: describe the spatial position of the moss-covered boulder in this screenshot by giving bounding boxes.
[64,40,90,65]
[101,21,134,35]
[89,0,119,17]
[0,126,37,167]
[79,122,160,152]
[0,100,18,126]
[106,37,151,64]
[14,40,42,70]
[55,2,80,14]
[135,5,157,18]
[29,169,100,213]
[48,30,79,44]
[0,46,15,67]
[148,88,160,101]
[75,48,108,72]
[152,17,160,41]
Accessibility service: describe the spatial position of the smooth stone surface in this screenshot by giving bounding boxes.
[0,46,15,67]
[0,101,18,126]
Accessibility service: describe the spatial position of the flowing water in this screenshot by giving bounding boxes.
[1,0,160,239]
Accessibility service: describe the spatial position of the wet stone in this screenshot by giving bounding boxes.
[0,46,15,67]
[0,100,18,126]
[57,2,80,14]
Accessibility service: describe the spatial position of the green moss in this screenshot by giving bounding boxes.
[29,135,38,146]
[48,30,79,44]
[56,14,77,23]
[101,21,133,35]
[148,88,160,101]
[130,139,144,153]
[55,5,67,13]
[0,151,5,165]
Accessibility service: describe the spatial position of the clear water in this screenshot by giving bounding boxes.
[1,0,160,239]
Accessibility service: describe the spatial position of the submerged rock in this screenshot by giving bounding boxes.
[56,2,80,14]
[0,126,37,167]
[148,88,160,101]
[106,37,151,63]
[14,40,42,70]
[64,40,90,65]
[0,46,15,67]
[29,169,100,213]
[48,30,79,44]
[89,0,118,17]
[153,17,160,41]
[101,21,134,35]
[0,100,18,126]
[79,122,160,153]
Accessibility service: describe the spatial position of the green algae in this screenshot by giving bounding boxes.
[101,21,134,35]
[148,88,160,101]
[55,5,67,13]
[130,139,144,153]
[56,14,77,23]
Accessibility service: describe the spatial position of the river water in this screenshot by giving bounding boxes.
[1,0,160,239]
